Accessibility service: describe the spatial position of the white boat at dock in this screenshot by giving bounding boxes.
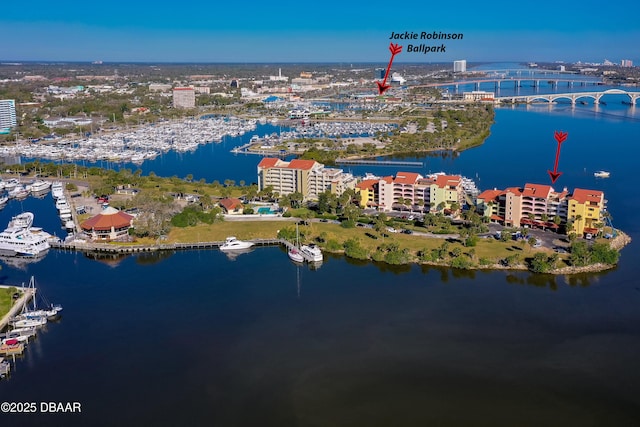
[27,179,52,193]
[9,212,33,229]
[300,244,323,262]
[51,182,64,199]
[288,224,305,263]
[0,213,52,256]
[219,236,254,251]
[11,317,47,329]
[56,198,70,210]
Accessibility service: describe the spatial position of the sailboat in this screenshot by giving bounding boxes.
[288,224,305,263]
[14,276,63,322]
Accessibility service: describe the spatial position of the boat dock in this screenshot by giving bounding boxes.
[335,159,423,167]
[0,285,35,332]
[51,238,284,253]
[51,238,322,262]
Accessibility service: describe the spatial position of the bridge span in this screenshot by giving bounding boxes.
[495,89,640,105]
[417,78,602,91]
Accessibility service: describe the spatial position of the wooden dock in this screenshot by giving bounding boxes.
[335,159,423,167]
[51,238,285,254]
[51,238,323,262]
[0,285,35,332]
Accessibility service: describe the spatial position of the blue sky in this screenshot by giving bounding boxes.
[1,0,638,63]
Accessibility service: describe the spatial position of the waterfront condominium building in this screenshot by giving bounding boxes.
[172,87,196,109]
[453,60,467,73]
[257,158,356,200]
[0,99,17,132]
[476,183,605,236]
[357,172,466,213]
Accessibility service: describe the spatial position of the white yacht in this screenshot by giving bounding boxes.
[0,226,51,256]
[0,213,52,256]
[28,179,52,193]
[594,170,610,178]
[300,244,323,262]
[56,198,70,210]
[9,212,34,229]
[51,182,64,199]
[219,236,254,251]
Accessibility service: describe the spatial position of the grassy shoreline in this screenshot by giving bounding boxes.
[159,220,629,275]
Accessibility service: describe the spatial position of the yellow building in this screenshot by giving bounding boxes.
[257,158,356,200]
[567,188,605,236]
[429,174,464,212]
[355,179,379,208]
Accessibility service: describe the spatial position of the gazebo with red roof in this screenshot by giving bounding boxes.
[81,206,134,241]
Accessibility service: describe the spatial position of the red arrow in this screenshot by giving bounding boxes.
[377,43,403,95]
[547,131,568,184]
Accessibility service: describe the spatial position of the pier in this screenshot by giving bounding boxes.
[51,238,322,262]
[335,159,423,167]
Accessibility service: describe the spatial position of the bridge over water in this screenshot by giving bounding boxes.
[418,78,602,91]
[495,89,640,105]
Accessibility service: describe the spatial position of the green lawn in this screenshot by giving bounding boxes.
[0,287,19,319]
[166,221,551,265]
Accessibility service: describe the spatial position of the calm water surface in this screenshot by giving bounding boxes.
[0,99,639,426]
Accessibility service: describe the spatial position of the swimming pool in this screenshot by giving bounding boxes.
[257,207,276,214]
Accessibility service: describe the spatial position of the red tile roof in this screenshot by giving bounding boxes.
[381,176,394,184]
[477,189,503,201]
[219,197,243,211]
[505,187,522,196]
[80,208,133,231]
[434,174,461,189]
[570,188,604,204]
[522,183,553,198]
[356,179,378,190]
[287,159,317,170]
[393,172,421,185]
[257,157,280,168]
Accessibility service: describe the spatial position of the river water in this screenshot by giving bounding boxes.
[0,74,639,425]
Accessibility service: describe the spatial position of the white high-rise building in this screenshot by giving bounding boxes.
[172,88,195,109]
[0,99,17,131]
[453,60,467,73]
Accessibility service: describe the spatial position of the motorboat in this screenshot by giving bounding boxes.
[594,170,610,178]
[219,236,254,251]
[56,199,70,210]
[300,243,323,262]
[8,212,34,229]
[51,182,64,199]
[3,178,20,192]
[11,317,47,329]
[27,180,51,193]
[0,214,51,256]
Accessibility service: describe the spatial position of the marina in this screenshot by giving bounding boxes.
[0,99,637,425]
[0,116,258,164]
[0,277,61,378]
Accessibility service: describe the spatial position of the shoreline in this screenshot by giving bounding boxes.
[53,228,632,276]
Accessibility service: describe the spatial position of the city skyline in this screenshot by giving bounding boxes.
[1,1,639,64]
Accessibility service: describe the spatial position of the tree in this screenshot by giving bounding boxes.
[289,192,304,209]
[529,252,552,273]
[318,191,338,214]
[343,204,362,225]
